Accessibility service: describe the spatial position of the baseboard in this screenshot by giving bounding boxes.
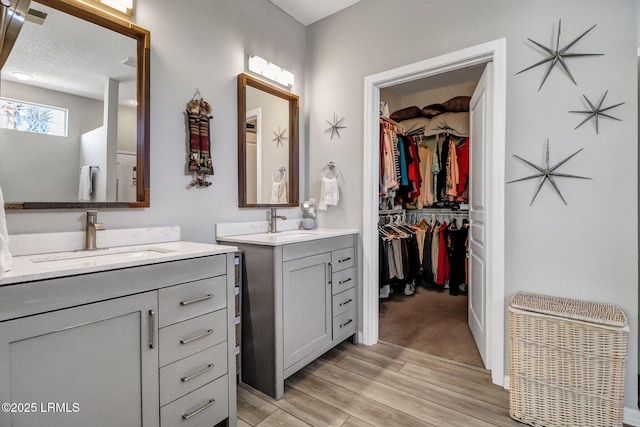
[503,374,510,390]
[625,407,640,426]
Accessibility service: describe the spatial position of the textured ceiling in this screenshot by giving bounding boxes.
[1,2,137,104]
[269,0,362,26]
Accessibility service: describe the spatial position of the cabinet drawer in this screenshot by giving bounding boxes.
[332,267,356,295]
[332,287,357,317]
[333,308,356,340]
[331,247,355,272]
[160,342,228,406]
[159,276,227,327]
[160,310,227,367]
[160,375,229,427]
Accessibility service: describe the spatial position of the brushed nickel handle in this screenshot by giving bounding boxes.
[338,257,351,263]
[182,399,215,420]
[338,277,352,285]
[149,310,156,349]
[339,319,353,328]
[180,294,213,306]
[339,298,353,307]
[180,329,213,345]
[181,364,214,382]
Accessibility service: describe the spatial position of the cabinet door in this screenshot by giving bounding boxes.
[282,252,332,369]
[0,292,159,427]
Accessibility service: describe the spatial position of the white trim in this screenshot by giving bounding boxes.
[624,407,640,426]
[361,38,507,387]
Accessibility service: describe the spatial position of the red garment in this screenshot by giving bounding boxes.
[436,223,450,285]
[406,136,422,199]
[456,138,470,195]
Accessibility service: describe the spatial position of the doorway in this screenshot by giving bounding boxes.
[377,68,483,368]
[360,39,507,386]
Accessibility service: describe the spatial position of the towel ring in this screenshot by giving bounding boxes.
[272,167,286,183]
[321,161,341,179]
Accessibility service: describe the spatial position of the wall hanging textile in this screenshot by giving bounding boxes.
[186,89,214,187]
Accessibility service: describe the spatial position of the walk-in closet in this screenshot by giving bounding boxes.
[377,66,485,368]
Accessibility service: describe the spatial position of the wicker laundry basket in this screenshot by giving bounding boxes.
[508,292,628,427]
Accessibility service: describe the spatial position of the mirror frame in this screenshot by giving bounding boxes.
[237,73,299,208]
[2,0,150,209]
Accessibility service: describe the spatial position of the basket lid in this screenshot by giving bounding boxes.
[509,292,627,328]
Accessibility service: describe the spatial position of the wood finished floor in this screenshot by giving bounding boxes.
[237,340,521,427]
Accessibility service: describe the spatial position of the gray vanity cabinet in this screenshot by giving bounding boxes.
[234,233,357,400]
[0,251,237,427]
[0,292,159,427]
[282,252,332,369]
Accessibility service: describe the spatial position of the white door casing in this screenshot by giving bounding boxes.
[361,39,506,386]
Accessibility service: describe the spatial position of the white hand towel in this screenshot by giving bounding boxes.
[318,177,339,210]
[78,165,92,201]
[270,180,288,204]
[0,185,12,279]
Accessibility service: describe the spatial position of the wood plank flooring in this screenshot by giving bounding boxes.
[237,340,521,426]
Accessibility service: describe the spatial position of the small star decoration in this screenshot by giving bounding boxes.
[508,139,591,206]
[325,113,346,140]
[272,127,287,148]
[517,19,603,91]
[569,90,624,134]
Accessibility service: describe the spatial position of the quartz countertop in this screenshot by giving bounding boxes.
[0,241,237,286]
[216,228,358,246]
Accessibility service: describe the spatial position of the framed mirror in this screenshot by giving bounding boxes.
[0,0,150,209]
[237,73,299,207]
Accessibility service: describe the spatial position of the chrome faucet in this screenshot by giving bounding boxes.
[268,208,286,233]
[85,210,106,251]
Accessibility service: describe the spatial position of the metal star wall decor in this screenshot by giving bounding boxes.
[569,90,624,134]
[272,127,287,148]
[516,19,603,91]
[325,113,346,140]
[507,139,591,206]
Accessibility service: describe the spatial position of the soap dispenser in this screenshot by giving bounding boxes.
[301,199,316,230]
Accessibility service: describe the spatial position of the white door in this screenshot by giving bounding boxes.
[468,63,491,368]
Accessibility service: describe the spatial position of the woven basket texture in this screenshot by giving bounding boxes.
[509,292,628,427]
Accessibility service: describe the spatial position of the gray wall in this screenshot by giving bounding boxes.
[4,0,306,236]
[2,0,638,412]
[305,0,638,409]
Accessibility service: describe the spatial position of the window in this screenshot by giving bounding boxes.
[0,98,68,137]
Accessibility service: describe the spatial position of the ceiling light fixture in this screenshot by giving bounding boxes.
[248,55,294,88]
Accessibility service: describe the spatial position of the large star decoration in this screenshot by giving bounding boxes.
[569,90,624,134]
[507,139,591,206]
[325,113,346,140]
[272,127,287,148]
[516,19,603,91]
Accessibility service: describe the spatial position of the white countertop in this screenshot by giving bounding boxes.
[216,228,358,246]
[0,241,237,286]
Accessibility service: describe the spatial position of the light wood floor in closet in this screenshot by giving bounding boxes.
[237,340,521,427]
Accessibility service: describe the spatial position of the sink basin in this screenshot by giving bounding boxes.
[31,247,176,268]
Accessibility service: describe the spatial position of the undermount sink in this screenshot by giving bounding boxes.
[30,247,177,268]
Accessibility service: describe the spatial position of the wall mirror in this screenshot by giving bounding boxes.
[237,73,299,207]
[0,0,150,209]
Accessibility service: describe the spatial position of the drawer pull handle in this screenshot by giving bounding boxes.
[180,294,214,306]
[338,277,352,285]
[339,319,353,328]
[338,257,352,263]
[180,329,214,345]
[149,310,156,349]
[181,364,214,382]
[339,298,353,307]
[182,399,215,420]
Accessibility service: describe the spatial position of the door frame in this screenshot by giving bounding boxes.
[360,39,507,386]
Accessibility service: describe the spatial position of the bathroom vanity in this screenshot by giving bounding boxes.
[0,239,238,427]
[217,229,358,400]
